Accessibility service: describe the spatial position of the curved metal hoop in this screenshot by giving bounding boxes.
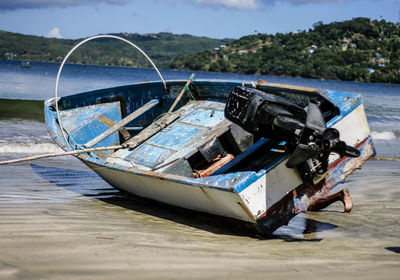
[54,34,167,148]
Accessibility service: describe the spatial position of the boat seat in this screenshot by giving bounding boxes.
[85,99,159,148]
[106,100,232,173]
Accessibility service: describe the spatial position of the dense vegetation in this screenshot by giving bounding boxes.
[2,18,399,83]
[171,18,400,83]
[0,30,231,68]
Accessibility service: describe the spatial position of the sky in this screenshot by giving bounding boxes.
[0,0,399,39]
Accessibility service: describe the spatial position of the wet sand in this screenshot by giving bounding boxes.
[0,157,399,279]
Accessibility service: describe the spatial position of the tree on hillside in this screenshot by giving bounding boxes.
[170,18,400,84]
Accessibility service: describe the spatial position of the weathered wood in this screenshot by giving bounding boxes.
[86,99,159,148]
[106,106,185,165]
[98,116,131,141]
[123,111,182,149]
[168,74,195,113]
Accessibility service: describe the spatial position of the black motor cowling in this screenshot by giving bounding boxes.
[225,86,360,185]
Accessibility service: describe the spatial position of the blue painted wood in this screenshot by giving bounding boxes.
[325,90,362,127]
[179,109,225,127]
[112,100,228,169]
[59,102,122,154]
[125,143,174,167]
[148,124,205,150]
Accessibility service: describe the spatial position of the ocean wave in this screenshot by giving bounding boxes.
[372,156,400,161]
[0,142,63,154]
[371,131,397,141]
[368,115,400,124]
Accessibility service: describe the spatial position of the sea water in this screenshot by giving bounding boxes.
[0,59,399,159]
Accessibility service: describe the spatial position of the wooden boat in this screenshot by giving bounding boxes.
[44,36,375,235]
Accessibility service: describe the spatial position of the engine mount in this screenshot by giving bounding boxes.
[224,86,360,185]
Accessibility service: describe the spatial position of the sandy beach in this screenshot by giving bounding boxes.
[0,156,399,280]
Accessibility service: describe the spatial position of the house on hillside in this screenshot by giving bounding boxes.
[378,58,389,67]
[307,45,318,54]
[5,52,17,60]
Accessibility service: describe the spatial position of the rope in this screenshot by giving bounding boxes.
[183,83,196,101]
[167,74,195,113]
[0,145,124,166]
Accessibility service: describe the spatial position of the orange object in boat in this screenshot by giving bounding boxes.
[193,154,234,178]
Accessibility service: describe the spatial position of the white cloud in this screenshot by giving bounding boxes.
[0,0,130,11]
[284,0,346,4]
[0,0,259,11]
[0,0,393,12]
[195,0,259,10]
[47,27,63,39]
[192,0,373,10]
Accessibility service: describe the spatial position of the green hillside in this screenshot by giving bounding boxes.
[171,18,400,83]
[0,30,232,68]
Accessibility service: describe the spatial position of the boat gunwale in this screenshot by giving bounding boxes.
[55,79,326,109]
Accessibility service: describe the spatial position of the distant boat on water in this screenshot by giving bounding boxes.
[20,60,32,68]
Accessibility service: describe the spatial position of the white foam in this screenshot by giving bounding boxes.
[0,142,63,154]
[371,131,396,141]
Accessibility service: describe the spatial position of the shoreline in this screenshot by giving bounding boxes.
[2,59,400,86]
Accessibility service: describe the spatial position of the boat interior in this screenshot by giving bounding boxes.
[50,80,341,179]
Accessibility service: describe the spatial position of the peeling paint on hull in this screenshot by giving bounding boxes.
[256,136,374,235]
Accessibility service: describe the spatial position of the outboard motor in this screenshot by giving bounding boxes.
[224,86,360,185]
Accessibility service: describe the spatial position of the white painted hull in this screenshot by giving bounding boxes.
[86,160,258,222]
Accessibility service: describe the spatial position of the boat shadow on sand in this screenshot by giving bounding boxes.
[31,163,337,241]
